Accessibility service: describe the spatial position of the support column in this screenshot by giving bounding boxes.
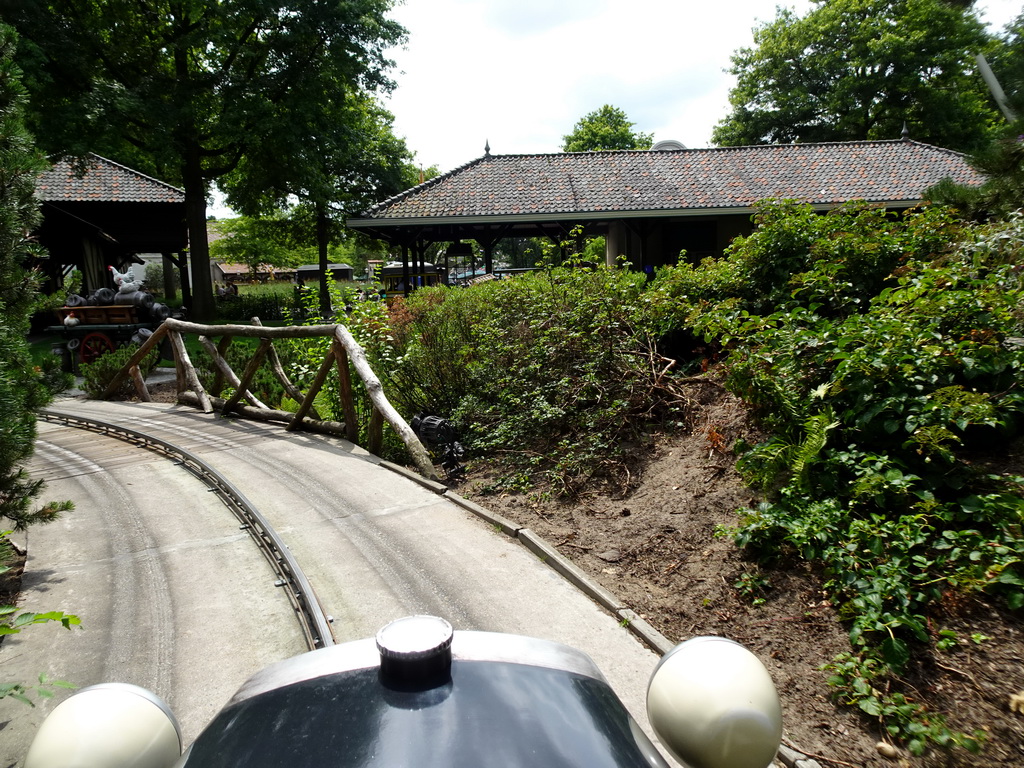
[161,253,177,302]
[605,222,625,267]
[401,242,411,298]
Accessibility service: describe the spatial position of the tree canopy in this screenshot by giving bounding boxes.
[220,89,413,314]
[7,0,406,321]
[562,105,653,152]
[927,12,1024,217]
[712,0,1000,152]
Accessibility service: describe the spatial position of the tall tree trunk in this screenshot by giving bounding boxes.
[183,143,214,322]
[317,202,330,318]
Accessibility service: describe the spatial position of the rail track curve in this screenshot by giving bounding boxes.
[38,407,335,651]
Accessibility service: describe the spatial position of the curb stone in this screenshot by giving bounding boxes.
[379,464,827,768]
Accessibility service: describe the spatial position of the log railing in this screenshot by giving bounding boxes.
[101,317,439,481]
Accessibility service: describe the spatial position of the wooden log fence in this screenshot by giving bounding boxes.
[101,317,439,481]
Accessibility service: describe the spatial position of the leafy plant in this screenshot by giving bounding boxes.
[367,255,693,495]
[79,344,158,399]
[671,203,1024,754]
[1,532,79,705]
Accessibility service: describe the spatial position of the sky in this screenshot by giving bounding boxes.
[382,0,1024,174]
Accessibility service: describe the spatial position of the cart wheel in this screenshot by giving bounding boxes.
[79,332,115,364]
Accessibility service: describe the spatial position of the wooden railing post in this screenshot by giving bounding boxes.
[333,326,438,481]
[223,338,272,415]
[288,346,336,432]
[168,330,213,412]
[210,335,234,397]
[100,323,169,399]
[368,408,384,456]
[331,340,360,444]
[99,318,441,481]
[200,336,269,411]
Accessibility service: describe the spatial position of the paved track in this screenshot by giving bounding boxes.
[1,398,676,766]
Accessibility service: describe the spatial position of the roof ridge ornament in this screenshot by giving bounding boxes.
[484,140,491,157]
[901,122,910,140]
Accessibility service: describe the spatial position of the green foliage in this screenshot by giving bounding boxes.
[9,0,407,322]
[367,257,685,495]
[825,652,984,755]
[209,215,301,271]
[80,345,158,400]
[216,283,290,323]
[650,200,964,323]
[928,128,1024,219]
[0,24,72,533]
[713,0,999,151]
[0,589,79,705]
[673,204,1024,754]
[562,105,653,152]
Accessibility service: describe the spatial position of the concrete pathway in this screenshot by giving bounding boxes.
[2,396,680,766]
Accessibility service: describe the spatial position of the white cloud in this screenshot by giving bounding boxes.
[385,0,1024,173]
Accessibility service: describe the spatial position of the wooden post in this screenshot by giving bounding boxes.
[333,326,437,481]
[210,334,233,397]
[101,323,169,399]
[129,365,151,402]
[289,346,336,431]
[168,330,213,412]
[199,336,269,410]
[252,317,318,418]
[331,340,360,444]
[368,408,384,456]
[223,338,272,415]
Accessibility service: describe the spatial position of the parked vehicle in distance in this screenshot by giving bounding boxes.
[24,616,783,768]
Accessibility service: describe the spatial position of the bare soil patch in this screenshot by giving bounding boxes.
[459,382,1024,768]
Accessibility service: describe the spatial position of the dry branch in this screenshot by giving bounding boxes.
[334,325,437,481]
[100,323,169,399]
[198,335,269,410]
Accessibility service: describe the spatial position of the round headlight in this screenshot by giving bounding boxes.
[24,683,181,768]
[646,636,782,768]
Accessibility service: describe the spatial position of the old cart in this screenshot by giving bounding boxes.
[50,305,158,369]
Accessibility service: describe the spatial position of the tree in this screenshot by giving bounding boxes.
[712,0,999,152]
[0,24,72,535]
[7,0,406,321]
[208,215,297,277]
[927,13,1024,218]
[562,105,653,152]
[221,90,412,315]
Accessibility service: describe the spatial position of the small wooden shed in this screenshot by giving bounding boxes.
[34,153,188,296]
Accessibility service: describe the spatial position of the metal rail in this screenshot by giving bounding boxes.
[38,407,336,650]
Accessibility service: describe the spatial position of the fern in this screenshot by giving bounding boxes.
[737,409,838,491]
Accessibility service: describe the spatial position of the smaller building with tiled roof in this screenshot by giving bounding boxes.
[34,153,188,294]
[348,139,984,276]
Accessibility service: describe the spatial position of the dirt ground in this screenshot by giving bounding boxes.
[458,381,1024,768]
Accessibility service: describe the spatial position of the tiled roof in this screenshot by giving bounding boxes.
[358,140,982,222]
[36,153,185,204]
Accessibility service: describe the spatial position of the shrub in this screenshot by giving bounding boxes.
[691,207,1024,753]
[80,345,158,399]
[362,263,692,495]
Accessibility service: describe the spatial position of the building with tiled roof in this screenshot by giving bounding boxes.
[34,153,188,295]
[348,140,983,279]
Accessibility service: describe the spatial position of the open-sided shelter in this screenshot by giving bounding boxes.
[34,153,189,297]
[347,139,984,284]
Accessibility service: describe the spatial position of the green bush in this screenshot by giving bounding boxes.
[216,283,290,322]
[80,345,158,399]
[364,263,689,495]
[679,205,1024,754]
